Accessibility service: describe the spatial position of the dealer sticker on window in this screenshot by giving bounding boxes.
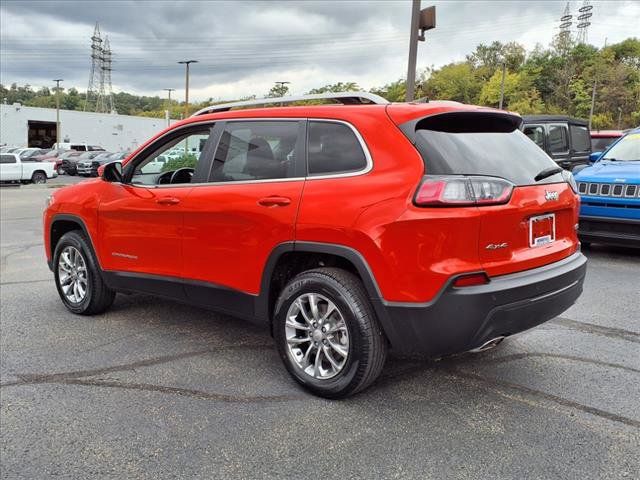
[529,213,556,247]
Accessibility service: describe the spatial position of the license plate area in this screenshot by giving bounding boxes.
[529,213,555,247]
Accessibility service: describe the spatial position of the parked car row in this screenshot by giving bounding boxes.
[76,151,129,177]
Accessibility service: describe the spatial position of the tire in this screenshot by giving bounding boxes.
[31,171,46,184]
[53,230,115,315]
[273,267,387,399]
[57,167,65,175]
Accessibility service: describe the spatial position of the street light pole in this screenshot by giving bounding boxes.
[498,62,506,110]
[164,88,175,127]
[178,60,198,119]
[405,3,436,102]
[53,79,63,147]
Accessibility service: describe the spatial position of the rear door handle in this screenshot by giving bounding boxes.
[156,197,181,205]
[258,196,291,207]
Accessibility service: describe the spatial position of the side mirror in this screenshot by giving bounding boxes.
[102,161,123,182]
[589,151,602,162]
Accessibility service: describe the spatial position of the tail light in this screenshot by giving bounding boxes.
[414,175,513,207]
[562,169,579,194]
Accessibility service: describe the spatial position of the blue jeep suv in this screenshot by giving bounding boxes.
[574,128,640,248]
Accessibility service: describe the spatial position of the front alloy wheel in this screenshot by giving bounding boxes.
[57,246,88,304]
[53,230,115,315]
[285,293,349,379]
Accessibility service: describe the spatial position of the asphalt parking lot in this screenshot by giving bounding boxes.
[1,177,639,479]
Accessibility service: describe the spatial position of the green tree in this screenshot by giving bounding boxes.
[423,63,481,103]
[267,83,290,98]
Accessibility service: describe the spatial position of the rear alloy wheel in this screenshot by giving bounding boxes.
[53,231,115,315]
[274,268,387,398]
[285,292,350,380]
[31,171,46,184]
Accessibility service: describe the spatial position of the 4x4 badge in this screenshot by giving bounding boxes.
[545,190,559,201]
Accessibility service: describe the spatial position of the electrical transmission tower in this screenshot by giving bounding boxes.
[85,22,103,111]
[558,3,573,43]
[85,22,115,113]
[576,0,593,44]
[101,36,115,113]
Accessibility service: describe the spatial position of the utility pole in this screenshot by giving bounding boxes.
[588,76,597,130]
[498,62,507,110]
[617,107,622,130]
[53,79,63,147]
[164,88,175,127]
[178,60,198,118]
[406,2,436,102]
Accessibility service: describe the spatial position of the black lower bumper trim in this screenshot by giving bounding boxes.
[375,252,587,356]
[578,217,640,248]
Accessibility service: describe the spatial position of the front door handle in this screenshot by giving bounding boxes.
[156,197,181,205]
[258,196,291,207]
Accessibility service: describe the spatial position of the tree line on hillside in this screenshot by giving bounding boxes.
[2,37,638,129]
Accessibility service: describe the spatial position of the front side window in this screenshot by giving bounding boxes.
[0,154,16,164]
[548,125,569,154]
[130,128,212,185]
[570,124,590,152]
[523,125,545,149]
[210,121,299,182]
[307,121,367,175]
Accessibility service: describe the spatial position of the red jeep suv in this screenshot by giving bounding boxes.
[43,92,587,398]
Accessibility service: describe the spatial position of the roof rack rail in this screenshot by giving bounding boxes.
[191,91,389,117]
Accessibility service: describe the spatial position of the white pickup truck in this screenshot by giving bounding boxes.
[0,153,57,184]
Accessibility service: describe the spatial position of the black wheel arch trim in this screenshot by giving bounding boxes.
[49,214,102,271]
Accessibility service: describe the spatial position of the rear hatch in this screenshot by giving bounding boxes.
[400,109,580,277]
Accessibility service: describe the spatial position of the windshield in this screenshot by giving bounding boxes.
[601,132,640,161]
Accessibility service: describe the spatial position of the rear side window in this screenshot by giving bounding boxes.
[71,145,86,151]
[548,125,569,153]
[570,124,590,152]
[411,112,563,186]
[1,154,16,164]
[307,121,367,175]
[210,121,299,182]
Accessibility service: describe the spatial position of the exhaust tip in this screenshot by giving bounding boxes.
[469,336,506,353]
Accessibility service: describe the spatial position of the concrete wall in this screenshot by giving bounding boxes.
[0,104,175,151]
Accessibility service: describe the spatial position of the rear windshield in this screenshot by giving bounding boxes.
[411,112,563,186]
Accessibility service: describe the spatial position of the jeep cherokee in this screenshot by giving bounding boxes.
[44,92,587,398]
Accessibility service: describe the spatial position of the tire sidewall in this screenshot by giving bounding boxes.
[274,275,368,396]
[53,232,94,314]
[32,172,46,184]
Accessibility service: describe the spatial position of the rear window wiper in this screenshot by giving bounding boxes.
[534,166,563,182]
[602,157,618,161]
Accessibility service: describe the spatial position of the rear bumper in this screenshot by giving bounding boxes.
[374,252,587,356]
[579,216,640,248]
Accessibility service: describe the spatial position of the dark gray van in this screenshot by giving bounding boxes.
[521,115,592,170]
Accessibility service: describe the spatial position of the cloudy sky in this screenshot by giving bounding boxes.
[1,1,638,102]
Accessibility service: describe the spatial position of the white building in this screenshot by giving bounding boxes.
[0,104,174,152]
